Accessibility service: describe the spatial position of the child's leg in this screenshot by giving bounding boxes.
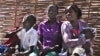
[29,47,39,56]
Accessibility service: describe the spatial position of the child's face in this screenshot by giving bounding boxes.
[67,9,78,21]
[23,20,30,29]
[48,5,58,19]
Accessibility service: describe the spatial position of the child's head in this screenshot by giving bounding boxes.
[47,4,58,20]
[22,14,36,30]
[81,27,96,39]
[65,4,82,21]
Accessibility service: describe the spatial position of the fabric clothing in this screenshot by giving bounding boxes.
[46,51,57,56]
[0,45,8,53]
[71,47,86,56]
[4,27,21,47]
[29,52,37,56]
[17,27,38,50]
[37,20,62,49]
[61,19,87,48]
[29,47,39,56]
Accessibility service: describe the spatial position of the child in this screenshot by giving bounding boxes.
[13,14,39,56]
[37,4,62,56]
[61,4,87,56]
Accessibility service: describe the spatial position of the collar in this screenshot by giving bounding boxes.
[46,19,60,25]
[25,27,34,34]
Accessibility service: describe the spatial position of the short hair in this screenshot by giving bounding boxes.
[67,4,82,19]
[22,14,36,25]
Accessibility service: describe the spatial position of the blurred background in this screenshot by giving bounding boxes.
[0,0,99,56]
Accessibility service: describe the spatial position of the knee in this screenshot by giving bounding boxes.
[29,52,37,56]
[46,51,57,56]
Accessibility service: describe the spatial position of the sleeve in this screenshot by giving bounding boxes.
[17,30,22,39]
[37,23,43,43]
[84,21,88,27]
[61,23,69,43]
[29,30,39,46]
[82,21,88,28]
[37,23,43,35]
[61,23,79,47]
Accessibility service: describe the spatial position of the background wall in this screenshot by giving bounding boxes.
[0,0,100,55]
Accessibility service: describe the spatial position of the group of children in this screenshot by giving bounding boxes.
[0,4,96,56]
